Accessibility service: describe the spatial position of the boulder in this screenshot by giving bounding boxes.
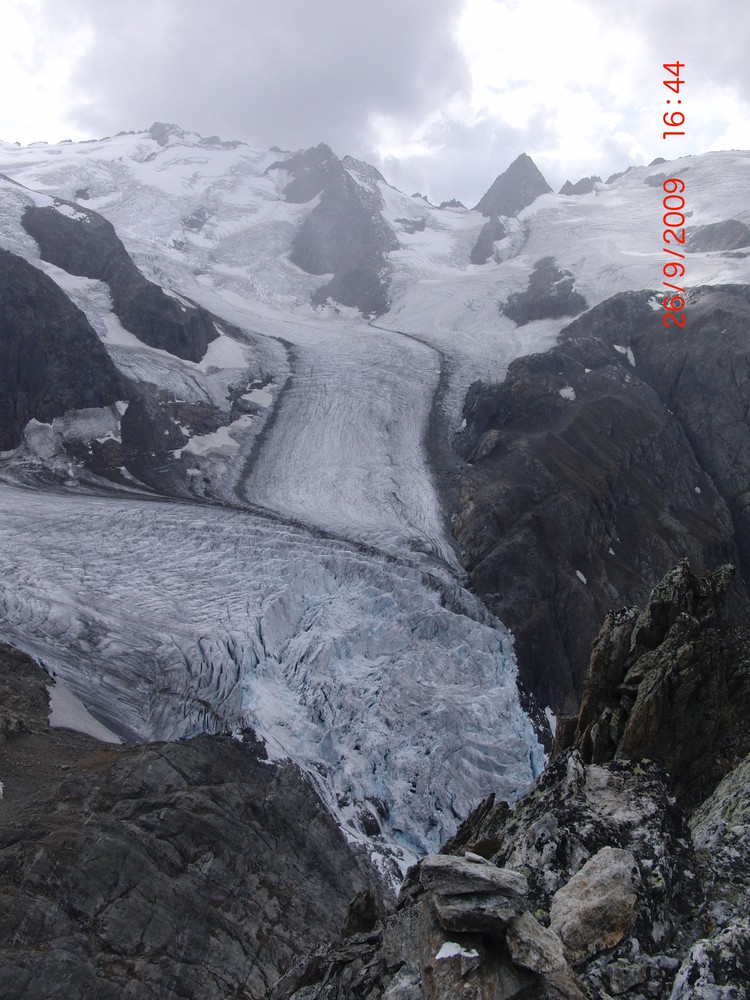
[506,911,567,973]
[549,847,641,965]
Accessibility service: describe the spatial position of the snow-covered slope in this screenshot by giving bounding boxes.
[2,125,750,867]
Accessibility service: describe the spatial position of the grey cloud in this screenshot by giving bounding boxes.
[578,0,750,103]
[371,111,559,207]
[43,0,469,155]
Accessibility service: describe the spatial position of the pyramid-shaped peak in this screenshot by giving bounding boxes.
[474,153,552,217]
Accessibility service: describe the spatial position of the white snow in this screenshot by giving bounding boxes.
[559,385,576,401]
[54,202,90,223]
[436,941,480,961]
[243,386,273,407]
[576,570,587,584]
[545,706,557,737]
[174,414,254,458]
[614,344,636,366]
[48,676,122,743]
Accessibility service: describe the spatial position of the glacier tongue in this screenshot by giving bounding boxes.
[0,483,543,863]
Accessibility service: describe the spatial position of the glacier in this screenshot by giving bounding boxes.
[0,482,543,867]
[2,128,750,869]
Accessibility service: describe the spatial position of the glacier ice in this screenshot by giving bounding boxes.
[0,483,544,863]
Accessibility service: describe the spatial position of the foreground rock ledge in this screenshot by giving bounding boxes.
[0,643,373,1000]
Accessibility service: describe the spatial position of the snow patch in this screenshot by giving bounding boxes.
[559,385,576,401]
[576,570,587,584]
[197,333,248,371]
[48,676,122,743]
[545,706,557,737]
[174,414,254,458]
[54,202,90,223]
[243,386,273,407]
[614,344,636,366]
[436,942,479,961]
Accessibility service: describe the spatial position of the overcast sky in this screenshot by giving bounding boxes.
[2,0,750,204]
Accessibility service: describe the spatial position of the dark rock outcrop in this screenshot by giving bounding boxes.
[287,149,398,315]
[21,204,218,361]
[556,560,750,812]
[0,248,128,450]
[438,199,465,210]
[501,256,587,324]
[474,153,552,218]
[269,142,340,204]
[396,217,427,234]
[455,287,750,714]
[686,219,750,252]
[470,216,507,265]
[559,176,601,196]
[271,747,717,999]
[0,645,373,999]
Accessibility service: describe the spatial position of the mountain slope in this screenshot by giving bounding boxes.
[2,126,750,865]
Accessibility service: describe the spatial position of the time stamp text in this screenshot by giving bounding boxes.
[661,61,686,329]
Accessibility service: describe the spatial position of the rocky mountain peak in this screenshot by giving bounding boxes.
[473,151,552,217]
[147,121,191,146]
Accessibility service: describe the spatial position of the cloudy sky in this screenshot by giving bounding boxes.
[2,0,750,204]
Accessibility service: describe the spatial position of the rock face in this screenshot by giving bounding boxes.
[269,142,342,204]
[275,144,398,314]
[501,256,587,324]
[686,219,750,252]
[0,248,128,450]
[470,216,508,265]
[454,287,750,714]
[21,204,218,361]
[559,560,750,811]
[474,152,552,218]
[270,746,718,999]
[0,645,373,999]
[549,847,641,964]
[559,176,601,196]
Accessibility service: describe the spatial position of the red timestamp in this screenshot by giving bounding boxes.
[662,177,686,328]
[663,61,685,138]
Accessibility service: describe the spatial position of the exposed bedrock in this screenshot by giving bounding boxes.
[21,203,218,361]
[473,152,552,218]
[0,248,128,450]
[470,216,508,265]
[686,218,750,253]
[501,256,587,324]
[277,145,397,315]
[273,744,742,999]
[559,176,601,196]
[556,559,750,813]
[454,286,750,715]
[0,644,374,1000]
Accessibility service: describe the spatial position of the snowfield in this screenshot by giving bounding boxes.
[2,128,750,864]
